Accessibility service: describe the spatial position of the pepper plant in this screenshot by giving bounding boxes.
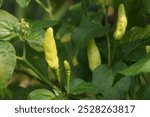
[0,0,150,99]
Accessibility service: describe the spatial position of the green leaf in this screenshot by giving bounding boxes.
[0,42,16,89]
[142,0,150,14]
[0,0,3,8]
[92,65,114,99]
[123,25,150,42]
[120,54,150,76]
[142,86,150,99]
[72,20,109,55]
[27,20,60,51]
[112,61,127,76]
[27,30,44,52]
[112,63,131,99]
[0,9,18,24]
[111,76,131,99]
[81,0,104,25]
[117,26,150,61]
[26,46,49,80]
[92,65,131,99]
[70,78,98,95]
[0,9,18,40]
[28,89,56,100]
[30,20,59,32]
[69,2,83,26]
[16,0,31,8]
[113,0,124,9]
[123,47,146,62]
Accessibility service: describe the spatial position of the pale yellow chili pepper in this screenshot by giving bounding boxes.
[113,3,127,40]
[43,27,60,83]
[87,39,101,71]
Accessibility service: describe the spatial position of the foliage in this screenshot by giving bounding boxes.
[0,0,150,100]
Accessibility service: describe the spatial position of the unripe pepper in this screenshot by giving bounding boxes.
[43,27,60,83]
[87,39,101,71]
[146,45,150,53]
[64,60,71,95]
[72,55,79,67]
[64,60,71,71]
[60,33,71,43]
[113,3,127,40]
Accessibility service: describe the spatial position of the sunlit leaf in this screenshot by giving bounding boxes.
[0,9,18,40]
[0,42,16,88]
[120,54,150,76]
[28,89,56,100]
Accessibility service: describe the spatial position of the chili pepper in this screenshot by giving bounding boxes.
[64,60,71,95]
[43,27,60,83]
[87,39,101,71]
[60,33,71,43]
[72,55,79,66]
[113,3,127,40]
[43,27,59,70]
[146,45,150,53]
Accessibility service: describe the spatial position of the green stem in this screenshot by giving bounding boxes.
[106,34,111,67]
[104,6,111,67]
[55,69,61,84]
[54,0,72,19]
[16,56,23,61]
[46,0,54,19]
[141,73,148,85]
[35,0,54,19]
[16,5,26,19]
[16,44,60,91]
[35,0,48,12]
[66,71,71,96]
[23,58,59,90]
[26,60,59,90]
[46,0,51,9]
[111,41,118,65]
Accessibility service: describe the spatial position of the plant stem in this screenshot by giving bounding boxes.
[66,71,71,96]
[111,41,118,65]
[16,56,23,61]
[16,5,26,19]
[35,0,48,12]
[104,6,111,67]
[106,33,111,67]
[17,56,59,90]
[26,61,59,90]
[46,0,54,19]
[54,0,72,19]
[46,0,51,9]
[55,68,61,84]
[16,43,60,91]
[35,0,54,19]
